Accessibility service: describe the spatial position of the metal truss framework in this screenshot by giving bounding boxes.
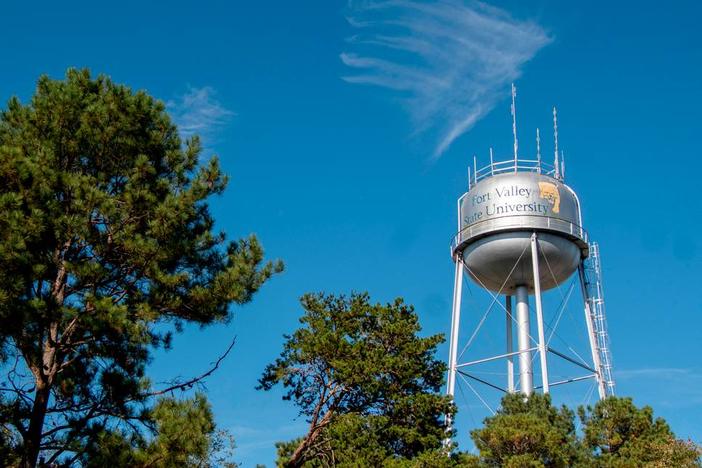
[446,234,615,428]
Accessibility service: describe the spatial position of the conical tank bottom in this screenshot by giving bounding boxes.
[462,232,580,294]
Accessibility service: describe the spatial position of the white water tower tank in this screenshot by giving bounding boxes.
[455,171,588,294]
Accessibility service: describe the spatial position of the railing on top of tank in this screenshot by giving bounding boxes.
[468,157,562,190]
[450,213,588,255]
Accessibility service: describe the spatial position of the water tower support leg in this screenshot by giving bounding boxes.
[506,296,514,393]
[531,233,550,394]
[447,259,463,401]
[578,263,606,399]
[516,286,532,395]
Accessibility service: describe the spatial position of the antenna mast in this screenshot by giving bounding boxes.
[561,150,566,180]
[553,107,560,179]
[511,84,518,171]
[536,128,541,173]
[489,147,494,176]
[473,155,477,185]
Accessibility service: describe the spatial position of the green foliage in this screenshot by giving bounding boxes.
[0,421,20,467]
[81,393,237,467]
[259,292,454,467]
[579,396,701,467]
[274,414,475,468]
[274,414,472,468]
[470,393,582,468]
[469,394,700,468]
[0,69,281,466]
[139,393,217,466]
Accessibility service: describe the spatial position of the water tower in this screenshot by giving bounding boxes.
[446,86,615,424]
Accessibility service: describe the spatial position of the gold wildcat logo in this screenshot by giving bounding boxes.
[538,182,560,213]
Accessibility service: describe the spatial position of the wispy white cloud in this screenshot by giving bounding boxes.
[615,367,699,380]
[342,0,552,159]
[228,422,307,458]
[615,367,702,408]
[167,86,234,142]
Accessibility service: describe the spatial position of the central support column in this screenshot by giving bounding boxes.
[506,296,514,393]
[515,285,532,395]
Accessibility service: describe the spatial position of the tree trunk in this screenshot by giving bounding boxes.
[21,247,69,467]
[286,411,333,468]
[288,435,314,468]
[23,382,51,468]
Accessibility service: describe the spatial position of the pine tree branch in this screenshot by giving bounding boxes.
[142,336,237,397]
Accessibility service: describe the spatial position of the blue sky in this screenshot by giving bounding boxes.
[2,0,701,465]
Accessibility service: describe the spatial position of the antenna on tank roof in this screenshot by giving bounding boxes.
[561,150,566,180]
[536,128,541,174]
[553,107,560,179]
[473,155,477,185]
[511,84,518,171]
[489,147,495,176]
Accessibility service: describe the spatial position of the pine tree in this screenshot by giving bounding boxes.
[469,393,701,468]
[80,393,237,468]
[579,396,701,467]
[470,393,583,467]
[258,292,454,467]
[0,69,282,467]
